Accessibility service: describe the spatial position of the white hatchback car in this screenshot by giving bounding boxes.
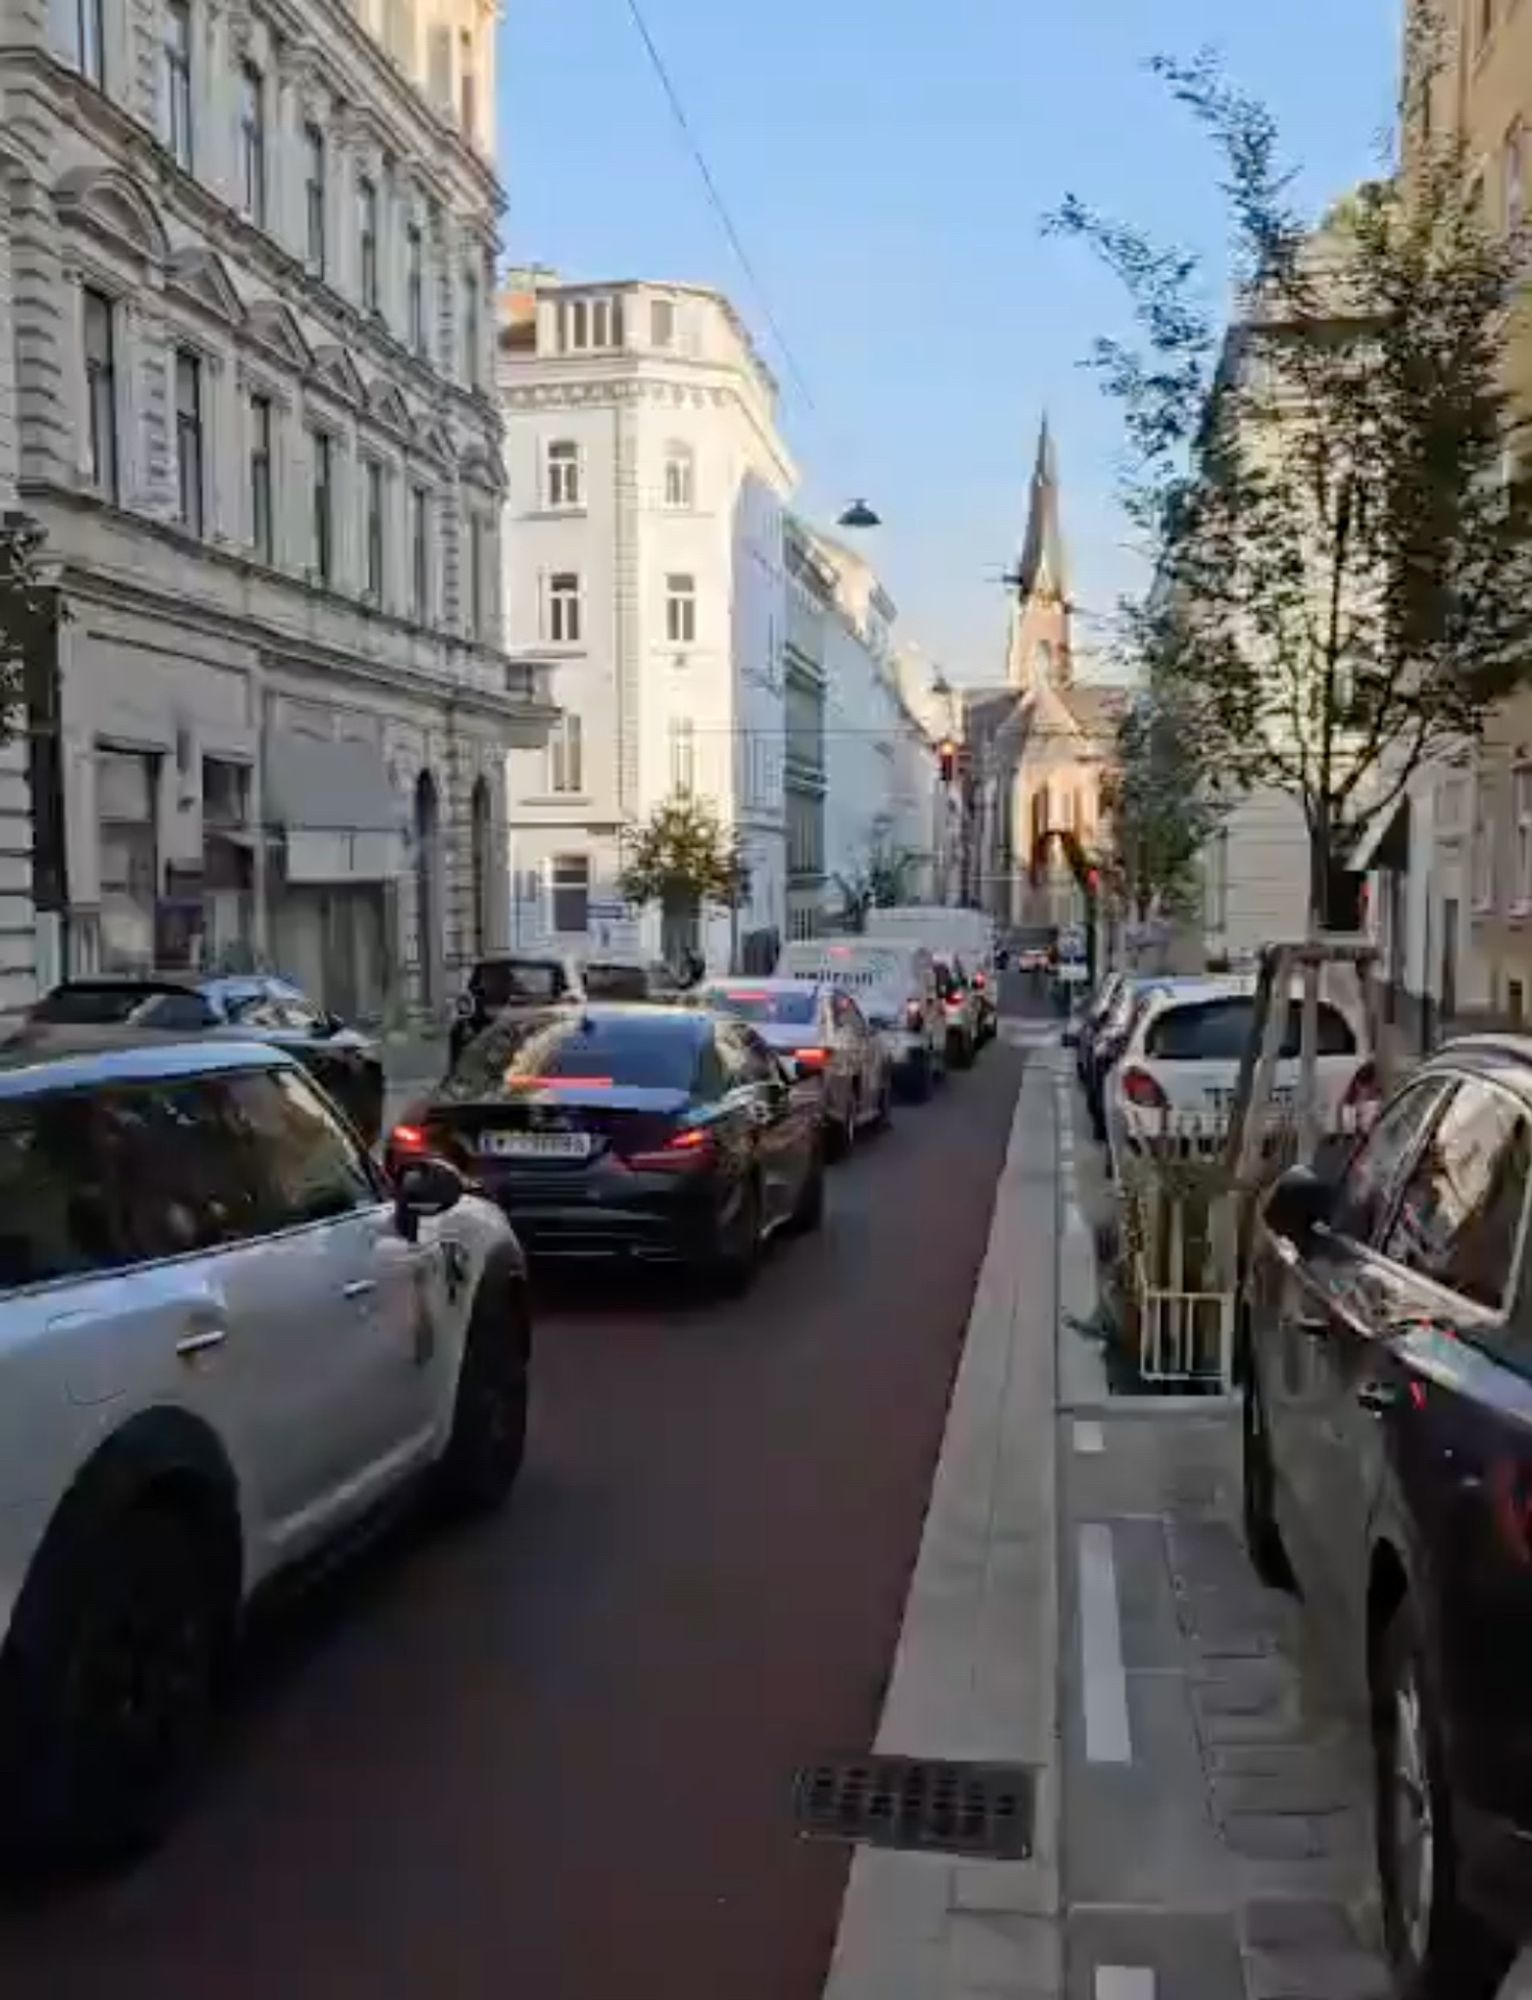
[1104,977,1379,1171]
[0,1036,530,1864]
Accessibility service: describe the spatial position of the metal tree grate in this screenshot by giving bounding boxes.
[792,1754,1035,1860]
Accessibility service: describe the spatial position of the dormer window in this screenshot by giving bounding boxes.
[555,294,625,353]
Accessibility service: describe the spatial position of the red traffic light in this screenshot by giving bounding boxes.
[938,738,957,783]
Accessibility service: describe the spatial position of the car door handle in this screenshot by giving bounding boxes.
[176,1325,228,1359]
[342,1278,377,1301]
[1355,1380,1400,1416]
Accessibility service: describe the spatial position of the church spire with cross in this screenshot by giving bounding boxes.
[1006,416,1072,694]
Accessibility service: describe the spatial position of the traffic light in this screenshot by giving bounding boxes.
[938,738,957,783]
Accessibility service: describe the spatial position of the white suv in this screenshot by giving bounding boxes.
[0,1036,531,1864]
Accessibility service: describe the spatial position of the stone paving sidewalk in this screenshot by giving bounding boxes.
[1059,1401,1392,2000]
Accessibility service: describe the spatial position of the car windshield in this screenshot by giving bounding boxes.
[441,1012,701,1097]
[1145,996,1357,1061]
[702,988,818,1026]
[472,960,566,1006]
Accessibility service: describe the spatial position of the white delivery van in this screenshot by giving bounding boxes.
[776,938,947,1100]
[865,908,998,1050]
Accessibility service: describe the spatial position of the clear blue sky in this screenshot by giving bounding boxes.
[498,0,1399,684]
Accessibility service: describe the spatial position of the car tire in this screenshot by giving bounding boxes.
[0,1500,224,1865]
[825,1091,856,1163]
[1241,1367,1297,1593]
[786,1146,826,1234]
[1373,1597,1513,2000]
[870,1075,893,1132]
[901,1052,933,1104]
[948,1029,975,1071]
[709,1176,761,1295]
[434,1278,531,1516]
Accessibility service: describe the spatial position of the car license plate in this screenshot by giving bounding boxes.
[479,1130,592,1159]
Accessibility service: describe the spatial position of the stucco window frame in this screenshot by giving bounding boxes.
[1512,764,1532,918]
[543,436,584,512]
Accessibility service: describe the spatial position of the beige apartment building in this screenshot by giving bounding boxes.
[1389,0,1532,1034]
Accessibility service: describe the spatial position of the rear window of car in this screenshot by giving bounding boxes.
[1145,997,1356,1062]
[582,963,651,1001]
[702,988,817,1026]
[443,1013,703,1097]
[32,984,167,1026]
[471,959,565,1006]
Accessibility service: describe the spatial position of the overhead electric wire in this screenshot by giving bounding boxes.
[619,0,818,416]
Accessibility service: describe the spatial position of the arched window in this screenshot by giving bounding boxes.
[469,775,492,956]
[414,770,441,1008]
[663,441,694,510]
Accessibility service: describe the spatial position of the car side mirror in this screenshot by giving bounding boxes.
[394,1156,463,1243]
[1263,1164,1333,1248]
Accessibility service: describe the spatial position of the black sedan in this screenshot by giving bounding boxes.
[389,1004,823,1289]
[1244,1037,1532,1998]
[24,974,386,1144]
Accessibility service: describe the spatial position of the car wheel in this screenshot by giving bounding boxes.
[900,1052,933,1104]
[709,1176,761,1295]
[948,1029,974,1071]
[786,1145,826,1234]
[435,1278,531,1515]
[1,1502,223,1863]
[1241,1366,1296,1592]
[825,1091,856,1163]
[1373,1597,1512,2000]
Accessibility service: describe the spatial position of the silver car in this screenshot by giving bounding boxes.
[693,978,893,1159]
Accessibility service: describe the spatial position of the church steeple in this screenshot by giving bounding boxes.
[1017,416,1066,603]
[1006,417,1073,693]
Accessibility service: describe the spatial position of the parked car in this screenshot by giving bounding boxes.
[389,1003,823,1287]
[0,1035,530,1864]
[933,953,982,1069]
[1081,974,1167,1143]
[1242,1037,1532,1998]
[692,977,892,1158]
[776,939,946,1100]
[448,953,681,1066]
[1102,977,1378,1175]
[1073,971,1128,1083]
[23,975,386,1144]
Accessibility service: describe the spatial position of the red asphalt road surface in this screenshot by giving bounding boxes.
[0,1044,1028,2000]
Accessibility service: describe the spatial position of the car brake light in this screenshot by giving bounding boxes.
[793,1047,829,1070]
[906,1000,925,1030]
[1122,1066,1169,1110]
[973,972,987,991]
[390,1122,429,1154]
[625,1125,717,1172]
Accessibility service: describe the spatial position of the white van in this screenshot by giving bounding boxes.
[866,906,996,967]
[776,938,947,1100]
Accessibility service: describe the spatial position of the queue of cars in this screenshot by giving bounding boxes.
[0,929,996,1869]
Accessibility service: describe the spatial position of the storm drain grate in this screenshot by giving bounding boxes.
[792,1754,1035,1860]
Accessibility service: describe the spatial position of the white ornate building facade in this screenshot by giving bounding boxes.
[497,270,795,971]
[0,0,552,1020]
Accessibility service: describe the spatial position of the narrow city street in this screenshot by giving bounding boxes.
[0,1045,1029,2000]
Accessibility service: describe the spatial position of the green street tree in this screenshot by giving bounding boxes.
[618,792,750,964]
[831,843,919,933]
[1046,49,1532,927]
[1101,683,1227,926]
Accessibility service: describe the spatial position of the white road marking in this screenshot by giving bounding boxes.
[1079,1523,1133,1764]
[1074,1420,1105,1456]
[1096,1971,1155,2000]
